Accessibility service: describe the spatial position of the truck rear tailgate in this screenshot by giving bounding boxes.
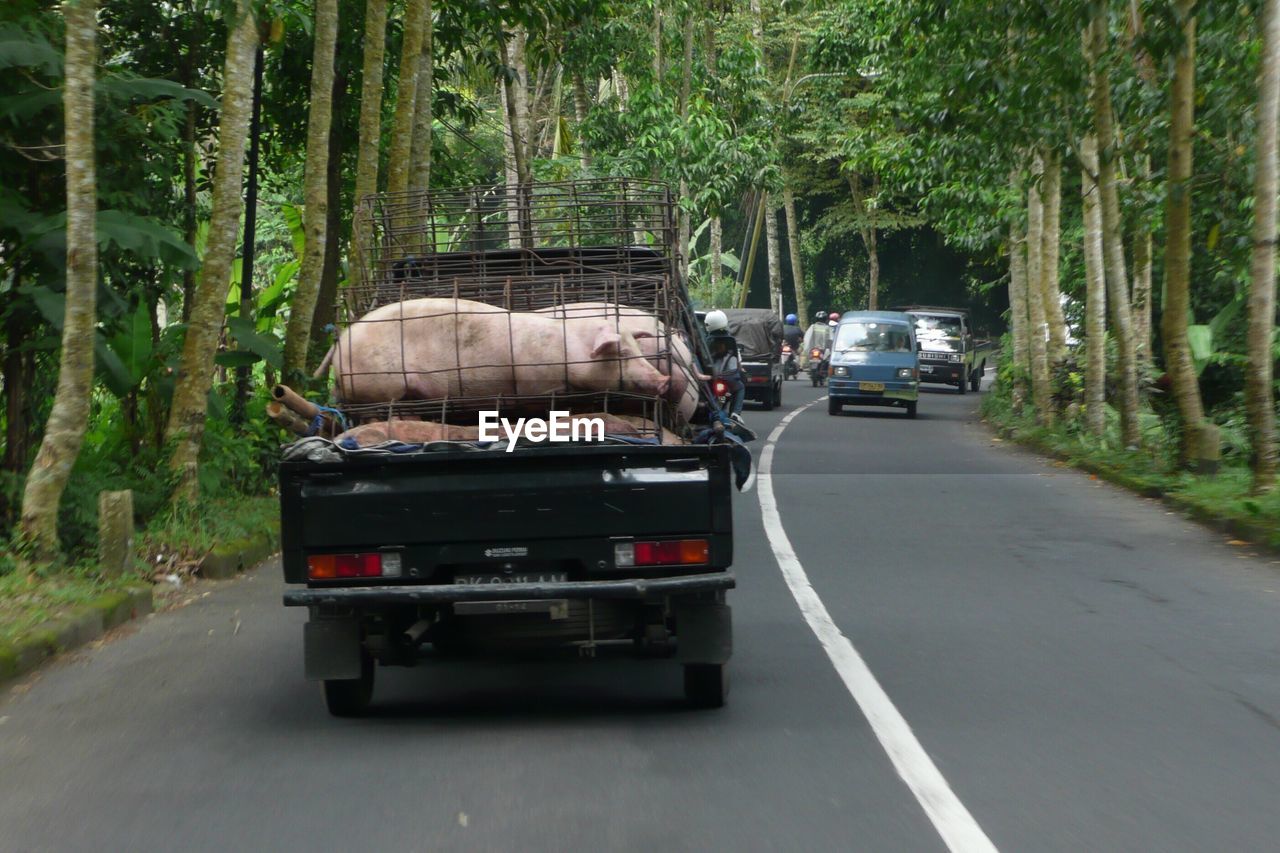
[279,443,734,584]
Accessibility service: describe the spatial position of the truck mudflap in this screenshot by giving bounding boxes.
[283,572,735,607]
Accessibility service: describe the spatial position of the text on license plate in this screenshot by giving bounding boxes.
[858,382,885,391]
[455,572,568,585]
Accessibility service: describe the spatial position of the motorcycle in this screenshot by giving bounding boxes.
[781,343,798,380]
[808,347,828,387]
[709,377,757,442]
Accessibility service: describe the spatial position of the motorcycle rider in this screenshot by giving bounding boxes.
[704,309,746,419]
[803,309,834,358]
[782,313,803,374]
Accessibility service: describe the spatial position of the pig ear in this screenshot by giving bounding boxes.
[591,329,623,358]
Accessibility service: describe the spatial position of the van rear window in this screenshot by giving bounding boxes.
[834,322,912,353]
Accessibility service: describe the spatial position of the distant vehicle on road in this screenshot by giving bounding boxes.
[723,308,784,410]
[891,305,993,394]
[827,310,919,418]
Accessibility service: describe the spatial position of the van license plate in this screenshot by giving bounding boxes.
[455,572,567,585]
[858,382,885,391]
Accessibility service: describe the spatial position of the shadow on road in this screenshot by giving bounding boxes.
[268,656,706,726]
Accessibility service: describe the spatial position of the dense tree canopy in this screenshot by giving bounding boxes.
[3,0,1280,561]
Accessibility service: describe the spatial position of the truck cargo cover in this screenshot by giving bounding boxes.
[723,309,783,361]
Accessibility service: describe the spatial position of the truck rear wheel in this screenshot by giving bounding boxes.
[684,663,728,708]
[760,387,775,410]
[957,372,967,394]
[971,364,983,392]
[323,650,374,717]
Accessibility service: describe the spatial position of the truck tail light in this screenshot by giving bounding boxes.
[614,539,709,568]
[307,552,401,580]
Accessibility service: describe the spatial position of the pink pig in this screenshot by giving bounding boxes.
[329,298,669,403]
[537,302,699,422]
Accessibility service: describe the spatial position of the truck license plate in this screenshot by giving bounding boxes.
[858,382,885,391]
[454,572,568,585]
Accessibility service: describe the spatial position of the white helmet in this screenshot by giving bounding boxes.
[705,309,729,332]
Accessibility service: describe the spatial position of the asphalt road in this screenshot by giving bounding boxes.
[5,377,1280,851]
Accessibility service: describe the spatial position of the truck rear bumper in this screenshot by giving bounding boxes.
[284,572,736,607]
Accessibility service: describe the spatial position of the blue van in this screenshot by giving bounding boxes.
[826,310,920,418]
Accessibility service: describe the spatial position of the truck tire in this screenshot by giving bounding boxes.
[906,401,918,419]
[323,650,374,717]
[957,371,966,394]
[774,381,783,408]
[760,387,775,410]
[971,363,983,392]
[828,397,842,415]
[684,663,728,708]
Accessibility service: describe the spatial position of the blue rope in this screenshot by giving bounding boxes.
[309,404,349,436]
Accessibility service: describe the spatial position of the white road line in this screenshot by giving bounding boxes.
[758,397,998,853]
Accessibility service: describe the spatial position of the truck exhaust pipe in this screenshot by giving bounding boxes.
[402,619,431,646]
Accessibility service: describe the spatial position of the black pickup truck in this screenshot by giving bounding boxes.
[279,180,740,715]
[281,441,735,714]
[893,305,995,394]
[724,308,784,409]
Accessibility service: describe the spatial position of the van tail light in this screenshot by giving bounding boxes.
[614,539,709,568]
[307,552,402,580]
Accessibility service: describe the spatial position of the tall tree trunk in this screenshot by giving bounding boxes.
[500,78,520,244]
[310,67,346,351]
[511,28,531,185]
[678,11,694,284]
[1026,154,1053,424]
[1248,0,1280,491]
[783,184,808,323]
[1040,148,1068,360]
[19,0,97,559]
[408,0,433,192]
[710,215,722,294]
[233,44,264,426]
[181,98,198,323]
[572,74,591,170]
[3,271,31,482]
[1131,234,1153,367]
[350,0,387,293]
[1007,171,1030,407]
[165,0,259,498]
[738,192,765,308]
[282,0,339,382]
[652,0,663,83]
[765,198,782,319]
[386,0,427,194]
[499,27,531,244]
[1131,157,1154,366]
[847,173,880,310]
[1086,10,1142,448]
[1127,4,1157,368]
[1081,136,1108,438]
[1161,0,1207,465]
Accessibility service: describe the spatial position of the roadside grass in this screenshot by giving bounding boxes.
[981,393,1280,549]
[134,494,278,572]
[1,494,278,649]
[0,567,141,647]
